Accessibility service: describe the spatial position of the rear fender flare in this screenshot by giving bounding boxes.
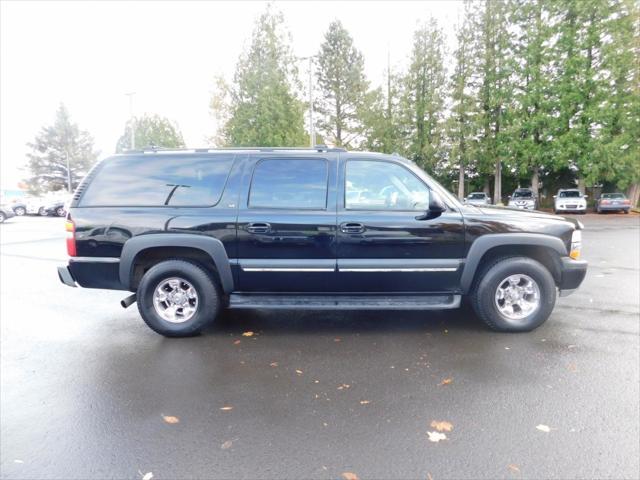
[119,233,234,293]
[460,233,567,294]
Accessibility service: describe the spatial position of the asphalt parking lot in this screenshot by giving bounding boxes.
[1,214,639,480]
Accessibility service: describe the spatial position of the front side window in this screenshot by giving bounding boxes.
[249,159,328,209]
[345,160,430,211]
[80,154,235,207]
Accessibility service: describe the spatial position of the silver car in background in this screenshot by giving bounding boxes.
[465,192,491,206]
[508,188,538,210]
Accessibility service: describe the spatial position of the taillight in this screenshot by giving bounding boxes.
[601,200,610,205]
[623,199,631,205]
[65,219,76,257]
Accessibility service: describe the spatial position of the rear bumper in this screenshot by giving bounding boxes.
[598,205,630,211]
[58,258,126,290]
[558,257,588,296]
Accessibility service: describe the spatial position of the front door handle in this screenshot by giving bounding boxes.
[340,222,365,234]
[246,222,271,234]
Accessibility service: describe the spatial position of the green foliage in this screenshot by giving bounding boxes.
[315,20,369,148]
[25,104,98,194]
[401,18,447,172]
[116,114,185,152]
[211,6,306,147]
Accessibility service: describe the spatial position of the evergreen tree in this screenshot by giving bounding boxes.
[510,0,556,197]
[476,0,514,203]
[448,2,479,199]
[25,104,98,194]
[402,18,447,172]
[211,7,306,147]
[315,20,369,148]
[116,113,185,152]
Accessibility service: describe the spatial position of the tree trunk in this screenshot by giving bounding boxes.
[531,167,540,197]
[458,163,465,200]
[627,183,640,208]
[494,158,502,204]
[483,177,491,196]
[577,177,586,194]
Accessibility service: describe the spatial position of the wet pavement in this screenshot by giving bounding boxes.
[1,214,639,479]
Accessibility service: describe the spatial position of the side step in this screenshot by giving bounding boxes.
[228,293,461,310]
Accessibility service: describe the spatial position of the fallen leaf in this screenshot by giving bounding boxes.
[221,440,233,450]
[427,473,433,480]
[142,472,154,480]
[507,464,520,473]
[242,331,254,337]
[342,473,359,480]
[162,415,179,424]
[359,400,370,405]
[314,380,320,383]
[567,363,578,372]
[337,383,350,390]
[439,377,453,386]
[334,338,341,342]
[536,424,551,432]
[295,369,303,375]
[427,431,447,442]
[233,340,241,345]
[269,362,279,367]
[430,420,453,432]
[220,406,234,411]
[13,460,23,464]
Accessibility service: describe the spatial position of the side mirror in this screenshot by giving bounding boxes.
[416,191,446,220]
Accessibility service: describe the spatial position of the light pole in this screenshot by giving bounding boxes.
[297,56,316,147]
[125,91,136,149]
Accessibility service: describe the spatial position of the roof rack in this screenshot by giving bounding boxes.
[124,145,347,154]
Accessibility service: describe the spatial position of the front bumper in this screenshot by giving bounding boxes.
[558,257,588,296]
[556,205,586,213]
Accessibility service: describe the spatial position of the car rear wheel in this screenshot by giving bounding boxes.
[56,207,65,217]
[38,207,47,216]
[14,207,25,216]
[137,259,221,337]
[470,256,556,332]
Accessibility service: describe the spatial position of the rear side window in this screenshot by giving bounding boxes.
[79,154,235,207]
[249,159,328,209]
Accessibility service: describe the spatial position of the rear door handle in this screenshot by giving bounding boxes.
[246,222,271,234]
[340,222,365,234]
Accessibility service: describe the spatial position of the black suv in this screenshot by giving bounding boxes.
[57,147,587,337]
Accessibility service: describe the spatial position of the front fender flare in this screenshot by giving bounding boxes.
[119,233,234,293]
[460,233,567,294]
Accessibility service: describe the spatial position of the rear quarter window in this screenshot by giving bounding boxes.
[78,154,235,207]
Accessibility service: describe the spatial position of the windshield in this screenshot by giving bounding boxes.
[602,193,625,199]
[513,190,533,198]
[468,193,485,199]
[559,191,582,198]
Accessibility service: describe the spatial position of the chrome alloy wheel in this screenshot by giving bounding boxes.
[494,274,541,321]
[152,277,199,323]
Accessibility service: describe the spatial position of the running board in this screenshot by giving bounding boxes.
[228,294,461,310]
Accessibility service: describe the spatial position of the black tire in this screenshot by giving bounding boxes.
[597,207,602,214]
[38,207,46,216]
[136,259,221,337]
[470,256,556,332]
[56,207,65,217]
[624,209,630,214]
[14,207,25,216]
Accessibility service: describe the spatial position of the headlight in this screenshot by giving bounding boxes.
[570,230,582,260]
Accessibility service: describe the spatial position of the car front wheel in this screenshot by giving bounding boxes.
[14,207,25,216]
[137,259,221,337]
[470,256,556,332]
[56,207,65,217]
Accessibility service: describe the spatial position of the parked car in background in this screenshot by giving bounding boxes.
[10,201,26,216]
[508,188,538,210]
[464,192,491,206]
[44,200,67,217]
[554,189,587,214]
[596,193,631,214]
[0,204,16,223]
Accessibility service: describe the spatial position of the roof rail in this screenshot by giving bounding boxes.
[123,145,347,154]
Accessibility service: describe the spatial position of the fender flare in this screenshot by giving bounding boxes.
[460,233,567,294]
[119,233,234,293]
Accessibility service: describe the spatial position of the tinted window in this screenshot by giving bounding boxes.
[345,160,429,211]
[513,190,533,198]
[602,193,624,199]
[559,191,581,198]
[249,159,328,209]
[80,155,234,207]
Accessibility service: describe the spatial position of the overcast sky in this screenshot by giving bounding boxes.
[0,0,464,189]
